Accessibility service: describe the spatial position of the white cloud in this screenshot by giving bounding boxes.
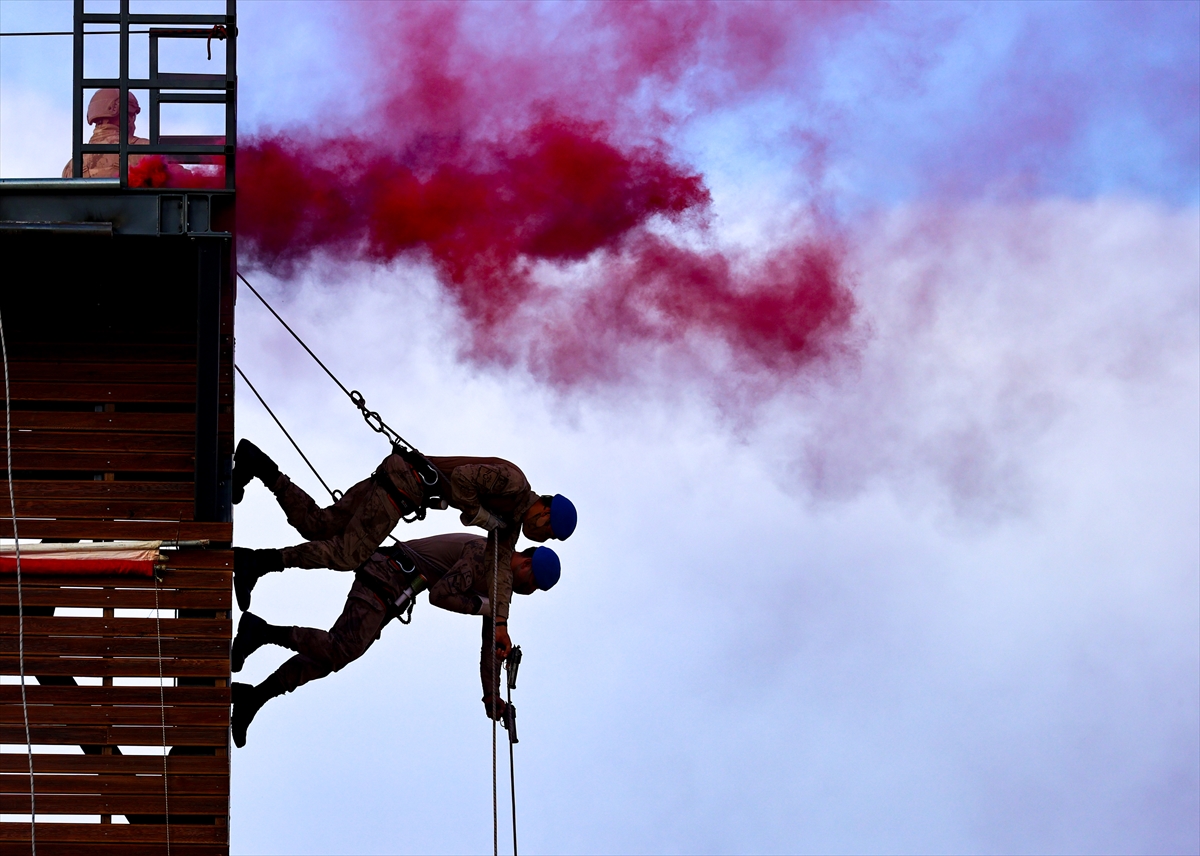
[227,199,1198,854]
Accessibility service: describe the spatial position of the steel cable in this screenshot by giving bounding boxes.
[1,306,36,854]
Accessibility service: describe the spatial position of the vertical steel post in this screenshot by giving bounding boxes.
[195,242,222,521]
[225,0,238,190]
[72,0,84,177]
[149,32,160,145]
[118,0,130,186]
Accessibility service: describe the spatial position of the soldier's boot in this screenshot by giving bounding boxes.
[233,547,284,612]
[231,674,286,749]
[230,611,288,672]
[231,439,281,505]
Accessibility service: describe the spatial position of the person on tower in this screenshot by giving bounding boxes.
[61,88,149,178]
[227,532,562,747]
[230,439,577,652]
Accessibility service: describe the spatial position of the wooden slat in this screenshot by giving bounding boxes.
[0,570,231,591]
[0,657,229,678]
[0,635,229,658]
[0,686,227,707]
[1,432,197,453]
[0,775,227,796]
[1,450,194,471]
[7,481,195,500]
[1,794,228,814]
[7,382,202,404]
[0,751,227,774]
[162,552,232,571]
[0,521,231,540]
[7,344,198,361]
[0,588,230,610]
[1,499,195,519]
[0,725,228,746]
[0,618,230,640]
[0,822,227,843]
[7,412,200,433]
[0,844,226,856]
[6,361,198,383]
[0,705,228,727]
[6,412,232,433]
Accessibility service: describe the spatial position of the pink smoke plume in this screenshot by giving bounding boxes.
[237,1,865,386]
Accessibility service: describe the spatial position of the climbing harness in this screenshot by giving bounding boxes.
[1,305,37,854]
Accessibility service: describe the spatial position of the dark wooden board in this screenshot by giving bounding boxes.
[7,481,195,500]
[0,844,227,856]
[1,432,198,453]
[0,775,227,796]
[0,686,227,707]
[0,656,229,678]
[7,412,203,433]
[0,752,227,775]
[0,570,231,591]
[0,521,232,541]
[0,618,230,640]
[0,635,229,658]
[0,705,228,727]
[6,361,200,383]
[1,450,195,471]
[1,499,196,520]
[7,382,204,404]
[0,590,230,611]
[0,822,227,843]
[1,794,228,815]
[0,725,228,746]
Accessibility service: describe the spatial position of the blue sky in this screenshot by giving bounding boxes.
[2,2,1198,854]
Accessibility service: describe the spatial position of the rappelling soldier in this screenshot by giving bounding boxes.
[61,88,149,178]
[227,532,562,747]
[230,439,577,645]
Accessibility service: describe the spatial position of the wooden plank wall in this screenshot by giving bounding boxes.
[1,342,233,853]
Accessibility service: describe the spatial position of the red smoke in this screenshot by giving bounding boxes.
[237,1,864,385]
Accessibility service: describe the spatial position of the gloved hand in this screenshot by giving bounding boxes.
[464,506,506,531]
[483,694,509,721]
[494,624,512,659]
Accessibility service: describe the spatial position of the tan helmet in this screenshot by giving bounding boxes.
[86,88,140,124]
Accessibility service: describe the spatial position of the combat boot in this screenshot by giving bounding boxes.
[230,611,270,672]
[231,439,281,505]
[230,674,285,748]
[233,547,284,612]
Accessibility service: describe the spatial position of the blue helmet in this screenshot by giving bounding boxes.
[530,546,561,591]
[549,494,577,540]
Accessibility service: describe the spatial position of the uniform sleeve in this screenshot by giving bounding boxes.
[449,461,527,527]
[428,545,483,615]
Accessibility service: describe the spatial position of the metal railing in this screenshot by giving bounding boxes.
[71,0,237,189]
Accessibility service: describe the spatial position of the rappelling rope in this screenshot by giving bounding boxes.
[234,364,341,502]
[153,562,170,854]
[236,273,418,454]
[491,536,500,856]
[1,306,36,854]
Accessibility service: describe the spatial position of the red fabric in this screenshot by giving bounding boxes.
[0,556,156,576]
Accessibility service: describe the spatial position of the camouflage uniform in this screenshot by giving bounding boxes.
[274,452,423,571]
[269,533,505,698]
[426,455,539,625]
[61,122,149,178]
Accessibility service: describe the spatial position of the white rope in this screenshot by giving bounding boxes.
[153,563,170,853]
[1,306,36,854]
[491,535,499,856]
